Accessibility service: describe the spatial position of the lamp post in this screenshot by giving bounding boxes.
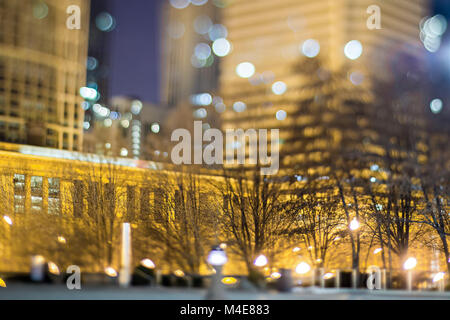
[403,257,417,292]
[349,218,360,289]
[432,272,445,292]
[205,246,228,300]
[295,262,311,286]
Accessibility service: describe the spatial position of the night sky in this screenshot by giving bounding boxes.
[99,0,450,105]
[102,0,164,104]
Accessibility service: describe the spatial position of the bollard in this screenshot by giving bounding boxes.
[205,266,226,300]
[30,255,45,282]
[119,223,131,288]
[381,269,387,290]
[352,269,358,289]
[310,269,316,287]
[276,268,293,292]
[155,269,162,286]
[320,268,325,288]
[406,270,413,292]
[335,269,341,289]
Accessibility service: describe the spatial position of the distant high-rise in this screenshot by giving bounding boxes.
[0,0,90,151]
[160,0,222,107]
[219,0,430,171]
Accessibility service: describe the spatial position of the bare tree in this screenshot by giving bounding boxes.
[139,167,215,274]
[213,167,296,274]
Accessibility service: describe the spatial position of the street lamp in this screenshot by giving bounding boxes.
[253,254,268,268]
[3,215,12,226]
[432,272,445,292]
[349,218,360,231]
[295,262,313,287]
[403,257,417,292]
[140,258,155,269]
[206,246,228,300]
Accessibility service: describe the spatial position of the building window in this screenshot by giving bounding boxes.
[13,174,25,213]
[48,178,60,214]
[31,176,43,213]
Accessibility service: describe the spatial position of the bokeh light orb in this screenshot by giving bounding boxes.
[151,123,160,133]
[191,0,208,5]
[344,40,363,60]
[236,62,255,78]
[212,38,231,57]
[349,71,364,85]
[428,14,447,36]
[96,12,115,32]
[86,57,98,71]
[194,15,213,34]
[301,39,320,58]
[233,101,246,112]
[272,81,287,95]
[276,110,287,120]
[430,98,443,114]
[33,2,49,19]
[195,43,211,60]
[170,0,190,9]
[209,24,228,41]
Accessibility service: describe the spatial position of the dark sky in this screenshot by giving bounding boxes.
[105,0,164,104]
[99,0,449,105]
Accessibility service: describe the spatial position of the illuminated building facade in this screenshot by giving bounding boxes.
[0,0,90,151]
[160,0,222,108]
[219,0,430,172]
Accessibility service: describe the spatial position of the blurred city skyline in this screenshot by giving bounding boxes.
[98,0,450,105]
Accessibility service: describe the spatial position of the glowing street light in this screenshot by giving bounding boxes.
[253,254,268,267]
[206,246,228,300]
[403,257,417,270]
[373,248,382,254]
[3,215,12,226]
[403,257,417,292]
[47,261,60,275]
[433,272,445,292]
[349,218,360,231]
[57,236,66,244]
[295,262,311,275]
[140,259,155,269]
[105,266,118,277]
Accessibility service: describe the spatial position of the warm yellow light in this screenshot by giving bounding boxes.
[57,236,66,244]
[219,243,227,249]
[48,262,60,275]
[253,255,268,267]
[432,272,445,283]
[270,272,281,279]
[316,258,323,263]
[105,267,118,277]
[349,218,360,231]
[308,246,313,251]
[221,277,237,285]
[3,215,12,226]
[140,259,155,269]
[373,248,382,254]
[0,278,5,288]
[174,269,185,277]
[292,247,301,253]
[323,273,334,280]
[295,262,311,275]
[403,257,417,270]
[33,255,45,264]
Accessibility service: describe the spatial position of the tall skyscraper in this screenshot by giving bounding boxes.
[160,0,222,108]
[219,0,430,171]
[0,0,90,151]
